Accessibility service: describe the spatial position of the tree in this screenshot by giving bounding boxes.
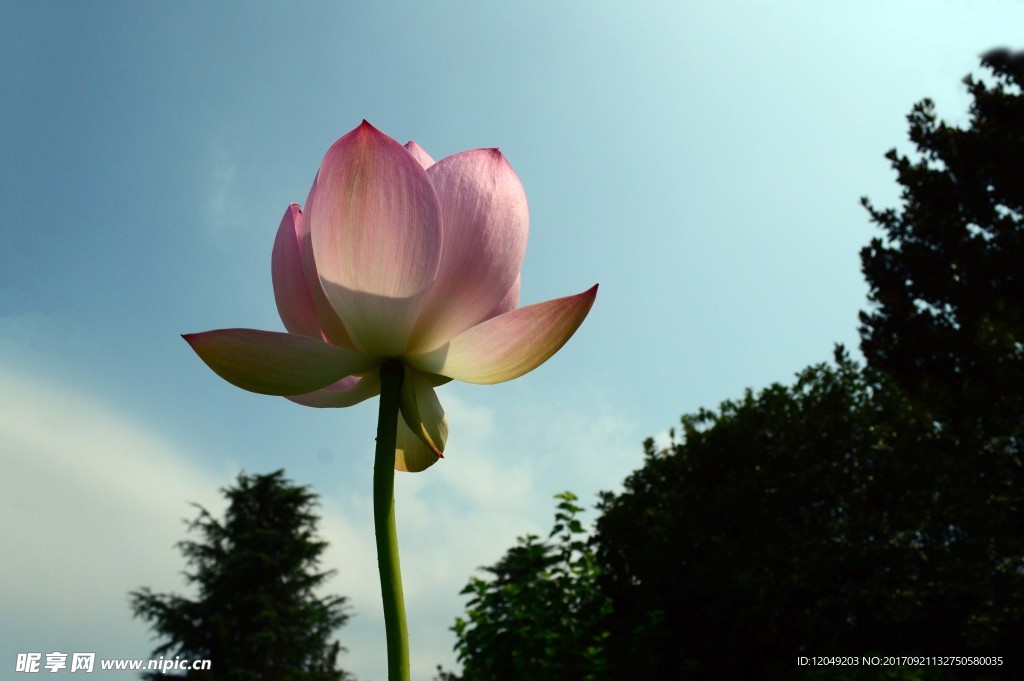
[859,48,1024,441]
[131,470,353,681]
[595,352,1016,680]
[449,492,611,681]
[857,49,1024,676]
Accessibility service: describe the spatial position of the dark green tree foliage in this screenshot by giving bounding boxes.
[857,48,1024,677]
[131,470,353,681]
[449,493,611,681]
[859,48,1024,440]
[595,353,1016,681]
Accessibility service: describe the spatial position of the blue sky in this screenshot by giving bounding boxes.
[2,1,1022,679]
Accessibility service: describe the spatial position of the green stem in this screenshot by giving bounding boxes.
[374,359,409,681]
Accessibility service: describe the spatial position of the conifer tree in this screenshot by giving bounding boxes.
[131,470,353,681]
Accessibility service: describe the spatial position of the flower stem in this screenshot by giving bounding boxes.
[374,359,409,681]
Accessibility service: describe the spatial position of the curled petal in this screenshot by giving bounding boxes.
[408,149,529,354]
[271,204,321,338]
[286,372,381,408]
[404,141,435,170]
[296,174,358,348]
[407,285,598,384]
[183,329,377,395]
[395,415,443,472]
[399,367,448,456]
[309,121,442,355]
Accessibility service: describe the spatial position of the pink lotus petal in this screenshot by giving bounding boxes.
[296,174,358,349]
[184,122,597,475]
[183,329,377,395]
[407,285,598,384]
[404,141,435,170]
[407,149,529,354]
[271,204,321,338]
[286,372,382,408]
[395,413,442,473]
[399,367,448,457]
[309,121,442,356]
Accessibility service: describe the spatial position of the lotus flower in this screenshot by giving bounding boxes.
[185,121,597,472]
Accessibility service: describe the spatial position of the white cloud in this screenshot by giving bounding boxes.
[0,364,226,677]
[1,357,643,680]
